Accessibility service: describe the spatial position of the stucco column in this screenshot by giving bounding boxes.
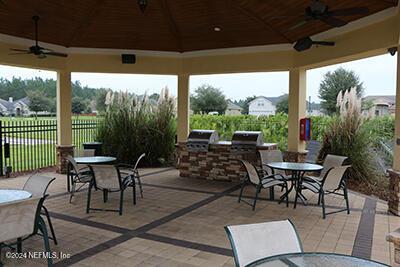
[177,74,190,143]
[286,68,307,162]
[56,70,73,174]
[388,49,400,215]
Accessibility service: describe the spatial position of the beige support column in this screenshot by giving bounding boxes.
[388,49,400,215]
[286,68,307,162]
[56,70,73,174]
[177,74,190,143]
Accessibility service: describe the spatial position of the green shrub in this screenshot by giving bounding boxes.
[96,89,176,166]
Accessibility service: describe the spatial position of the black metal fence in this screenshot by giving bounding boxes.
[0,119,99,175]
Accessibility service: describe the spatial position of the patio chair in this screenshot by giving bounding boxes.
[303,154,347,183]
[297,165,351,218]
[238,160,289,210]
[259,150,292,181]
[87,165,135,215]
[23,175,57,245]
[225,219,303,267]
[0,197,53,267]
[66,156,93,203]
[305,140,321,163]
[119,153,146,198]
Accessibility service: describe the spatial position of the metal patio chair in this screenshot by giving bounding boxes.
[225,219,303,267]
[297,165,351,219]
[119,153,146,198]
[303,154,347,183]
[66,156,93,203]
[87,165,135,215]
[259,149,293,181]
[23,174,57,245]
[238,160,289,210]
[0,197,53,267]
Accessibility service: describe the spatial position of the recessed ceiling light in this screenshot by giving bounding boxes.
[214,27,221,32]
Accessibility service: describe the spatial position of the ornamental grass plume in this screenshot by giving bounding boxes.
[96,88,176,166]
[319,87,383,185]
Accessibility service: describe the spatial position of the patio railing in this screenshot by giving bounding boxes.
[0,119,99,175]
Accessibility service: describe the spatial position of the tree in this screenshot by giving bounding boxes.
[319,67,364,115]
[27,90,51,118]
[72,97,88,114]
[276,95,289,114]
[240,96,257,114]
[191,84,227,114]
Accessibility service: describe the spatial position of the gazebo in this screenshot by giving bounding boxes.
[0,0,400,211]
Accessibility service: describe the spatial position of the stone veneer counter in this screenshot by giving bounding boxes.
[176,141,278,182]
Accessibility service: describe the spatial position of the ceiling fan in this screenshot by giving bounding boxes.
[294,37,335,52]
[289,0,369,30]
[10,16,68,59]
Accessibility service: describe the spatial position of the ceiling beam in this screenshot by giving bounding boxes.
[160,0,183,52]
[66,0,104,47]
[230,0,293,43]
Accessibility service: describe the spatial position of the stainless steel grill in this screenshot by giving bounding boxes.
[231,131,264,152]
[187,130,219,152]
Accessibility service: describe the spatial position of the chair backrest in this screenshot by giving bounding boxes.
[259,150,286,176]
[0,197,42,243]
[134,153,146,170]
[322,165,351,191]
[225,219,303,267]
[74,148,95,157]
[320,154,348,179]
[23,175,55,197]
[305,140,321,163]
[90,165,121,190]
[66,155,79,172]
[240,160,260,185]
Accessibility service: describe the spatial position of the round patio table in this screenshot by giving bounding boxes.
[67,156,117,192]
[266,162,323,208]
[74,156,116,165]
[0,189,32,204]
[246,252,389,267]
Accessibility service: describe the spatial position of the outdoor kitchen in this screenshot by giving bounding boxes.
[177,130,277,182]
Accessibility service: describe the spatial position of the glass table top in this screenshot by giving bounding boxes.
[74,156,117,164]
[266,162,323,172]
[0,189,32,204]
[247,253,388,267]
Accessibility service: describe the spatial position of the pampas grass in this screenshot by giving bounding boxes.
[96,88,176,166]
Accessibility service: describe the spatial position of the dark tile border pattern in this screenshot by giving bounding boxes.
[48,168,379,266]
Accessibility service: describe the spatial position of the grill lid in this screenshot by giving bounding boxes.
[187,130,219,143]
[231,131,264,145]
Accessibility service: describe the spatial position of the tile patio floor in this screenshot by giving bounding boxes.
[0,167,399,266]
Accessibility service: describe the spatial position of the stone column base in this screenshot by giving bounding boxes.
[388,169,400,216]
[387,228,400,263]
[284,150,308,163]
[56,145,74,174]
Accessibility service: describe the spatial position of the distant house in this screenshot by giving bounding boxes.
[225,101,242,116]
[0,97,35,116]
[248,95,287,116]
[363,95,395,117]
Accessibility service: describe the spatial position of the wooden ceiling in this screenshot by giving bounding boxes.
[0,0,397,52]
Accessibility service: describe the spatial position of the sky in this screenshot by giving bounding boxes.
[0,53,396,103]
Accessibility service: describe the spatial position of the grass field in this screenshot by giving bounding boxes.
[0,116,99,174]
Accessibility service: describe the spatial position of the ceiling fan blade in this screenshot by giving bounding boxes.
[9,52,32,55]
[10,48,30,52]
[289,20,309,30]
[44,51,68,57]
[320,16,347,27]
[330,7,369,17]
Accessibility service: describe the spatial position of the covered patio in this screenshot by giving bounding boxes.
[0,167,396,266]
[1,0,400,266]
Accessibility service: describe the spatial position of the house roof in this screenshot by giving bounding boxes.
[227,101,242,111]
[363,95,395,104]
[0,99,14,111]
[16,97,31,106]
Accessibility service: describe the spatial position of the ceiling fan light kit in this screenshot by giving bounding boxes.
[294,37,335,52]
